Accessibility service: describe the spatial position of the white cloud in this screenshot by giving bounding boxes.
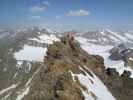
[30,1,50,13]
[30,6,47,13]
[55,15,61,19]
[31,15,41,19]
[67,9,90,16]
[43,1,50,6]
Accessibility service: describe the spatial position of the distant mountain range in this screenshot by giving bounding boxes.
[0,27,133,100]
[76,29,133,46]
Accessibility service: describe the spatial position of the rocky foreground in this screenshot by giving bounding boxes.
[19,35,133,100]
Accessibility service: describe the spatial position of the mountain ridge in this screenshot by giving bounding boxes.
[0,27,133,100]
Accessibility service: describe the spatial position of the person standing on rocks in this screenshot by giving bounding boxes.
[67,32,75,42]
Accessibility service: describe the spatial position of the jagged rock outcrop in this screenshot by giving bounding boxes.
[23,35,133,100]
[109,43,131,60]
[104,68,133,100]
[109,43,133,68]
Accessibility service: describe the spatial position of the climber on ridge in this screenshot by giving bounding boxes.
[61,32,75,44]
[66,32,75,42]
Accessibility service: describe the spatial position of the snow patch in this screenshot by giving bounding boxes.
[0,84,18,95]
[3,68,7,72]
[17,61,23,66]
[16,66,41,100]
[16,87,30,100]
[25,66,41,87]
[14,45,47,62]
[30,34,60,44]
[70,66,115,100]
[125,33,133,40]
[13,72,18,79]
[129,57,133,61]
[104,59,133,78]
[2,93,11,100]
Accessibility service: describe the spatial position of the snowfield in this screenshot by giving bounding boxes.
[14,45,47,62]
[125,33,133,40]
[106,29,127,42]
[14,34,60,62]
[30,34,60,44]
[76,36,133,78]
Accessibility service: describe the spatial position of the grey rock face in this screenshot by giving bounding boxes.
[109,43,133,61]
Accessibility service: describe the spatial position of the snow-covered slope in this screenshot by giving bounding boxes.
[14,45,47,62]
[30,34,60,44]
[76,36,133,78]
[14,30,60,62]
[80,29,133,46]
[71,66,115,100]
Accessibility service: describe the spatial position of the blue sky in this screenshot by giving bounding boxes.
[0,0,133,31]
